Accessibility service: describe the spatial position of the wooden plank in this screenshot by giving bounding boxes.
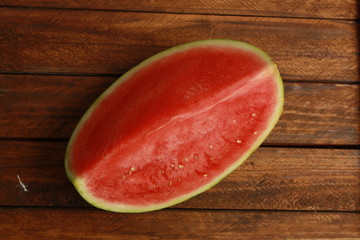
[2,142,359,211]
[0,74,358,144]
[269,82,360,145]
[0,0,357,19]
[0,8,358,82]
[0,74,115,139]
[0,208,359,239]
[0,141,66,168]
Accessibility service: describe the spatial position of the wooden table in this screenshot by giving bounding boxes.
[0,1,359,239]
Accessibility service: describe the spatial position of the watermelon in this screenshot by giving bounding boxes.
[65,39,283,212]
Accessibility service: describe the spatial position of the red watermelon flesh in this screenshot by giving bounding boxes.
[65,39,283,212]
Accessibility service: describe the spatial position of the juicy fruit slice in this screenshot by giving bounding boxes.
[65,39,283,212]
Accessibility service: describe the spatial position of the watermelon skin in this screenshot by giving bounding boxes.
[65,39,283,213]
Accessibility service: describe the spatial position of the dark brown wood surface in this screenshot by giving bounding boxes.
[1,208,359,240]
[1,74,358,144]
[0,0,359,239]
[2,141,359,211]
[0,0,357,19]
[0,8,358,82]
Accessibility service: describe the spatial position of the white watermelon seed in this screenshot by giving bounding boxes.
[178,164,184,169]
[236,140,242,144]
[130,167,136,172]
[252,113,257,117]
[253,131,258,135]
[203,174,208,177]
[17,175,29,192]
[209,144,213,149]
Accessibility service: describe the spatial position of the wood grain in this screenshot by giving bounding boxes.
[0,1,358,239]
[0,74,115,139]
[0,0,357,19]
[269,82,360,145]
[0,141,66,168]
[0,8,358,82]
[2,141,359,211]
[0,74,358,144]
[0,208,359,239]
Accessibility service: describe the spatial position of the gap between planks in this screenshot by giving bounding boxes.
[1,205,360,214]
[0,5,356,21]
[0,71,358,84]
[0,137,359,150]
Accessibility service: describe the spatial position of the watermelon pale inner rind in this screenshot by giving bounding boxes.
[65,39,284,213]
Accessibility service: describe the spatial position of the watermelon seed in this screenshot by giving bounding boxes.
[171,164,175,168]
[252,113,257,117]
[17,174,29,192]
[236,140,242,144]
[169,181,172,186]
[185,158,189,162]
[178,164,184,169]
[233,119,237,123]
[130,167,136,172]
[209,144,213,149]
[253,131,258,135]
[203,174,208,177]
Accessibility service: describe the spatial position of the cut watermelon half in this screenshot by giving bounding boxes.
[65,39,284,212]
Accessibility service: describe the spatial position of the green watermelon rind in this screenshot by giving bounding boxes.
[65,39,284,213]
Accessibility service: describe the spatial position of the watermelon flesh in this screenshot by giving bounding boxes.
[65,39,283,212]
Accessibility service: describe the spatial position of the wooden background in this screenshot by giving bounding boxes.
[0,1,359,239]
